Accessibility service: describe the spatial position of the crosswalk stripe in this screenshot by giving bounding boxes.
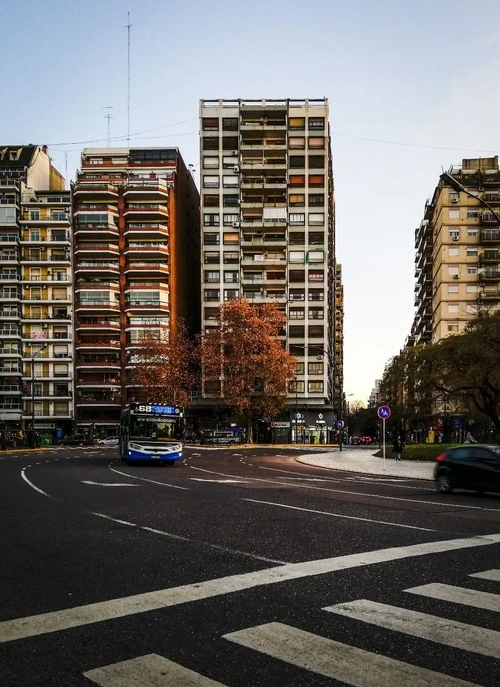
[469,569,500,582]
[323,599,500,659]
[84,653,226,686]
[223,622,478,687]
[405,583,500,612]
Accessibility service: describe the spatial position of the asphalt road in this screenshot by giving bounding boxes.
[1,445,499,686]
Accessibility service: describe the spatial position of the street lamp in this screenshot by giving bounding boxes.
[344,393,354,444]
[30,342,48,447]
[440,172,500,225]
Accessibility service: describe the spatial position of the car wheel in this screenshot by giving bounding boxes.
[436,474,452,494]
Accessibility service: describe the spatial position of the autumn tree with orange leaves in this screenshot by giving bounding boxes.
[127,320,198,407]
[201,299,296,442]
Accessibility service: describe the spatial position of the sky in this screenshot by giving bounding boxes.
[2,0,499,404]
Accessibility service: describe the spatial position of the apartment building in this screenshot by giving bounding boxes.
[411,156,500,345]
[199,99,340,438]
[72,147,200,436]
[0,145,73,442]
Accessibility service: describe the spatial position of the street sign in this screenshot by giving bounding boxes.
[336,420,344,429]
[377,405,391,420]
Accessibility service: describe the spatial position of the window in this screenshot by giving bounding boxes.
[308,174,324,187]
[203,137,219,151]
[448,323,459,332]
[223,195,239,207]
[448,304,459,313]
[289,194,305,207]
[223,289,239,301]
[30,230,40,241]
[289,325,305,338]
[289,270,305,283]
[290,156,305,169]
[466,285,477,293]
[309,194,324,207]
[289,308,304,320]
[289,251,305,263]
[202,117,219,131]
[54,344,68,358]
[448,247,459,256]
[309,232,324,245]
[289,213,305,225]
[203,233,220,245]
[204,289,220,301]
[203,156,219,169]
[448,266,459,277]
[204,308,218,321]
[222,176,238,188]
[204,213,220,227]
[466,248,478,256]
[448,209,460,219]
[308,308,324,319]
[448,284,459,293]
[309,117,325,130]
[52,287,67,300]
[308,155,325,169]
[289,175,305,187]
[223,232,239,245]
[467,229,478,238]
[449,192,459,203]
[289,117,305,130]
[308,137,325,149]
[203,194,219,207]
[289,290,304,301]
[54,401,69,415]
[203,176,219,188]
[289,232,305,245]
[308,361,323,375]
[308,325,324,337]
[289,137,305,149]
[30,210,40,220]
[223,213,239,226]
[308,381,324,393]
[308,270,324,282]
[223,251,239,264]
[308,290,324,301]
[308,213,324,225]
[224,271,239,283]
[467,209,479,218]
[222,117,238,131]
[204,270,220,283]
[467,267,477,275]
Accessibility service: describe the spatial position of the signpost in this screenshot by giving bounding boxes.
[377,405,391,471]
[336,419,344,451]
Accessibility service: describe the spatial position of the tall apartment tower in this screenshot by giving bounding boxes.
[199,99,340,436]
[72,147,200,437]
[0,145,73,442]
[411,156,500,345]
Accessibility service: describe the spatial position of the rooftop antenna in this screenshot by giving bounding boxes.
[126,11,132,146]
[104,106,113,146]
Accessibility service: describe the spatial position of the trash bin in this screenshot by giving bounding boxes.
[41,434,51,447]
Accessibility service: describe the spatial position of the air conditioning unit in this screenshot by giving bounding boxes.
[452,236,459,241]
[478,299,483,305]
[232,150,238,155]
[451,198,458,203]
[479,281,486,287]
[232,222,240,228]
[453,274,459,279]
[233,165,240,173]
[478,186,485,191]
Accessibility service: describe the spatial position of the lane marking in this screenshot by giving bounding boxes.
[92,512,287,566]
[324,598,500,658]
[109,465,189,490]
[223,622,477,687]
[405,583,500,612]
[20,468,50,498]
[188,464,500,511]
[469,569,500,582]
[190,478,250,484]
[82,481,140,487]
[1,531,499,644]
[84,653,226,686]
[243,498,436,532]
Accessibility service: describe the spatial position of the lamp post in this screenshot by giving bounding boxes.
[344,393,354,444]
[440,172,500,224]
[30,342,48,447]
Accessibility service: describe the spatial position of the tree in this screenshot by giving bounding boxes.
[127,320,198,407]
[201,299,297,442]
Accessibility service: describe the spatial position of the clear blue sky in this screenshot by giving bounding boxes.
[3,0,499,403]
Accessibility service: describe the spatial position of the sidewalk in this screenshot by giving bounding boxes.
[297,447,434,481]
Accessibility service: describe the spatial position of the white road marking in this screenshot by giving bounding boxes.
[405,583,500,612]
[190,478,250,484]
[223,622,477,687]
[109,465,189,490]
[469,569,500,582]
[84,653,226,686]
[82,481,140,487]
[243,498,436,532]
[20,468,50,497]
[1,532,499,644]
[189,464,498,510]
[324,598,500,658]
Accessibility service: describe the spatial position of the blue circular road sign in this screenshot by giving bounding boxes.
[377,405,391,420]
[336,420,344,429]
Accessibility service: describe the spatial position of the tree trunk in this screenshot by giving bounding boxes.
[245,416,253,444]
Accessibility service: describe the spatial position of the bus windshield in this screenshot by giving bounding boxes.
[130,416,182,442]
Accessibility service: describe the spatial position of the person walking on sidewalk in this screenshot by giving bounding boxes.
[393,435,404,461]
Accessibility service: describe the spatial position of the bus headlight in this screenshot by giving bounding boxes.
[129,443,142,450]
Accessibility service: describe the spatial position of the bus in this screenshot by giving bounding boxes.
[119,402,184,464]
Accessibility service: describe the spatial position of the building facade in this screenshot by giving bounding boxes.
[199,99,340,440]
[0,145,73,443]
[72,147,200,437]
[411,156,500,345]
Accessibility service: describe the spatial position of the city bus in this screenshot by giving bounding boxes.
[119,402,184,464]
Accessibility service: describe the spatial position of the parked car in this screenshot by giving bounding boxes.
[98,436,119,446]
[434,444,500,495]
[359,436,373,445]
[60,434,86,446]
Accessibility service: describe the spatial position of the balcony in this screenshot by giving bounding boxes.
[74,222,119,239]
[0,234,19,245]
[125,262,169,276]
[77,320,120,334]
[0,272,19,282]
[123,181,169,200]
[75,340,120,351]
[479,270,500,282]
[124,204,168,220]
[480,230,500,243]
[125,243,168,258]
[22,214,69,225]
[75,243,119,257]
[73,183,119,199]
[0,328,21,339]
[478,290,500,302]
[480,212,500,225]
[76,359,121,371]
[75,262,120,277]
[124,223,169,239]
[479,251,499,264]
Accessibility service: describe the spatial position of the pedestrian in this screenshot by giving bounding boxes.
[393,435,404,461]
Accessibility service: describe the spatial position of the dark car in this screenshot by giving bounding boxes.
[60,434,86,446]
[434,444,500,495]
